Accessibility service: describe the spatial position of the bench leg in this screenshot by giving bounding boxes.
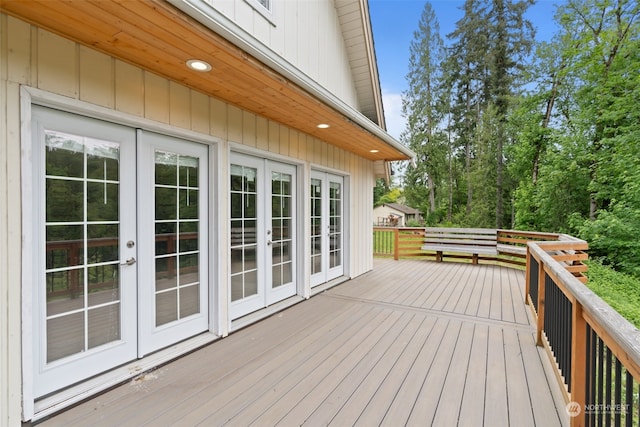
[472,254,478,265]
[436,251,442,262]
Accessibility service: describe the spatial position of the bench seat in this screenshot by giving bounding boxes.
[421,244,497,255]
[496,243,527,256]
[421,227,497,264]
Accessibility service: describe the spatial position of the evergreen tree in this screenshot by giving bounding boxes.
[447,0,490,219]
[401,2,448,222]
[446,0,534,227]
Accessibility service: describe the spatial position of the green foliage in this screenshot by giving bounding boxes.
[405,218,424,227]
[397,0,639,280]
[373,178,389,207]
[585,260,640,329]
[577,206,640,277]
[507,0,640,277]
[401,0,534,229]
[377,188,403,206]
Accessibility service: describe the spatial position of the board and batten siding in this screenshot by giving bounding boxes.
[0,14,375,424]
[205,0,359,111]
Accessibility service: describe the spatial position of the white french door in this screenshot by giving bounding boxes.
[31,106,138,397]
[30,107,209,397]
[229,153,297,319]
[137,131,209,356]
[310,171,344,287]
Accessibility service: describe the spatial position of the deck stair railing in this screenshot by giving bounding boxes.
[374,227,640,426]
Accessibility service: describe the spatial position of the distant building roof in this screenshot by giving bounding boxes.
[381,203,421,215]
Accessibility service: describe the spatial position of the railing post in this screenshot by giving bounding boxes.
[570,303,587,427]
[393,228,399,261]
[536,259,546,347]
[525,246,531,305]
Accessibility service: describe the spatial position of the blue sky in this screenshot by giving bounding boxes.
[368,0,566,139]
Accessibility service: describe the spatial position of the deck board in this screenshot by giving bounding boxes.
[39,259,567,427]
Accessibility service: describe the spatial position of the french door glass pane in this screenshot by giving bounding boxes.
[310,178,322,275]
[329,181,342,269]
[271,172,292,289]
[44,130,121,363]
[230,165,259,301]
[154,151,200,326]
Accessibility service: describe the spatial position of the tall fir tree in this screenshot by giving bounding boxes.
[401,2,448,221]
[446,0,533,227]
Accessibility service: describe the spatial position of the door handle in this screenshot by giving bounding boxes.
[121,257,137,266]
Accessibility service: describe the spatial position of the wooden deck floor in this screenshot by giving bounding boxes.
[39,259,568,426]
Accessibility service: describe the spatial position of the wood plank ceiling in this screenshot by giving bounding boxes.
[1,0,411,161]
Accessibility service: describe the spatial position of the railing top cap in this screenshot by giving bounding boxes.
[528,242,640,374]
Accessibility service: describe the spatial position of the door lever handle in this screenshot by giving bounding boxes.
[121,257,137,266]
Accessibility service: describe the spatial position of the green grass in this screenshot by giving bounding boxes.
[584,260,640,329]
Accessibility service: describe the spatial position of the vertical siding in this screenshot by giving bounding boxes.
[169,81,191,129]
[115,61,144,116]
[144,73,170,123]
[190,90,211,135]
[79,47,114,108]
[204,0,359,109]
[37,30,77,97]
[1,16,378,422]
[1,15,33,426]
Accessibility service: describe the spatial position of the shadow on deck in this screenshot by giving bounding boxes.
[40,259,568,426]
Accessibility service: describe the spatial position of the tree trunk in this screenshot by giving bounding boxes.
[496,135,503,228]
[428,174,436,213]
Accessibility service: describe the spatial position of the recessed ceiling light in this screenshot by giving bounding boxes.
[370,149,379,153]
[317,123,330,129]
[186,59,212,72]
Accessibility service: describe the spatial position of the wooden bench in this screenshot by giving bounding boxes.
[421,227,497,264]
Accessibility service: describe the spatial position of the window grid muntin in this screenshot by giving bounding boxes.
[154,151,201,326]
[230,164,259,301]
[44,130,122,363]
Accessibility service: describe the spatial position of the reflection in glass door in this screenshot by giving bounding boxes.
[310,171,344,287]
[329,180,343,272]
[229,153,297,319]
[32,106,137,398]
[230,162,261,314]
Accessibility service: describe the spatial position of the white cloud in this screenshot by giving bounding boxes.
[381,89,406,141]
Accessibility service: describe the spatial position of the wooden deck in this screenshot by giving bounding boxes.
[39,259,568,426]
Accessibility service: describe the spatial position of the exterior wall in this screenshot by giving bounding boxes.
[373,205,406,226]
[0,14,374,423]
[373,205,422,226]
[206,0,360,110]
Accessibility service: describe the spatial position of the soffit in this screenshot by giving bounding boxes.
[335,0,385,127]
[1,0,410,161]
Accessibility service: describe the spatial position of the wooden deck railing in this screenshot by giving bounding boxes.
[527,239,640,427]
[373,226,640,426]
[373,226,562,267]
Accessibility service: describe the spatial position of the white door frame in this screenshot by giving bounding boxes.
[29,106,139,398]
[20,88,221,420]
[310,171,345,287]
[229,153,298,319]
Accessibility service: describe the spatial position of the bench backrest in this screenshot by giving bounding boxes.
[424,227,497,248]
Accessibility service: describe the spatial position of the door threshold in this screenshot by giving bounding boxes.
[310,275,350,296]
[230,295,305,332]
[32,332,220,423]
